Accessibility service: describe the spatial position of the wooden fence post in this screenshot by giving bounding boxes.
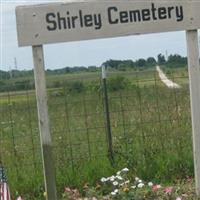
[32,45,57,200]
[186,29,200,196]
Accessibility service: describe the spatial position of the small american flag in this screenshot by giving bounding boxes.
[0,166,11,200]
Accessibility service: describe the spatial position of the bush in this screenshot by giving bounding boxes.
[107,76,131,92]
[65,81,85,93]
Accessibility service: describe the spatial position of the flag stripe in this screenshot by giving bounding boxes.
[0,183,11,200]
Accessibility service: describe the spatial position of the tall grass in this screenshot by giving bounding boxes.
[0,69,193,199]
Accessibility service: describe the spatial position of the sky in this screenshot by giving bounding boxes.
[1,0,200,71]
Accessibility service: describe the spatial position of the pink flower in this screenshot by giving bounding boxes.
[164,186,173,194]
[152,185,161,192]
[176,197,182,200]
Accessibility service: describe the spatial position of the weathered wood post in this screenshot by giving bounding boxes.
[32,45,57,200]
[186,30,200,196]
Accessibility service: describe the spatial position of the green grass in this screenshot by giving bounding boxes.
[0,68,195,199]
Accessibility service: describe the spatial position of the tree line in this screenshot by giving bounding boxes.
[0,53,187,81]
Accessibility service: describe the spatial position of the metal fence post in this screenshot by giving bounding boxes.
[102,65,114,162]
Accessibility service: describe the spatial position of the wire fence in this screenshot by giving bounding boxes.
[0,67,193,198]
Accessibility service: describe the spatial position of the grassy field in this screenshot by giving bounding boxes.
[0,67,194,199]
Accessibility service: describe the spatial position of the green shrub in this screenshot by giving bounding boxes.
[65,81,85,93]
[107,76,131,91]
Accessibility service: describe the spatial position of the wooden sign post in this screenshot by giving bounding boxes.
[32,45,57,200]
[15,0,200,197]
[186,30,200,195]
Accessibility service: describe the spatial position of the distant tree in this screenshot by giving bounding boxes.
[146,57,157,66]
[135,59,146,67]
[103,59,135,70]
[88,66,98,72]
[166,54,187,68]
[157,54,166,65]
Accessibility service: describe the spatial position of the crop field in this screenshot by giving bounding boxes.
[0,68,194,199]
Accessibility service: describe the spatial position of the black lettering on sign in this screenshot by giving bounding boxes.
[176,6,183,21]
[129,10,141,22]
[120,11,129,23]
[46,13,57,31]
[142,9,151,21]
[45,3,184,32]
[57,12,67,29]
[108,7,118,24]
[158,7,167,19]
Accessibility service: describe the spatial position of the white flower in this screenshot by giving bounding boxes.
[135,177,139,181]
[101,177,107,182]
[111,191,116,196]
[148,182,153,187]
[124,180,130,184]
[109,176,115,182]
[119,182,125,187]
[113,181,118,186]
[131,185,136,189]
[114,189,119,193]
[116,171,121,175]
[138,179,142,183]
[138,183,145,188]
[121,168,129,172]
[157,184,162,189]
[116,175,123,180]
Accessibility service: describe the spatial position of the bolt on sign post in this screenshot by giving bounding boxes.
[15,0,200,196]
[102,65,114,162]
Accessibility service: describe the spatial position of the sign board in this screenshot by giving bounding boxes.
[16,0,200,46]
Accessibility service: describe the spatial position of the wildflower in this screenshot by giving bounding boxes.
[148,182,153,187]
[116,171,121,175]
[111,191,116,196]
[138,179,142,183]
[109,176,115,182]
[131,185,136,189]
[101,177,107,183]
[113,181,119,186]
[121,168,129,172]
[124,180,130,184]
[116,175,123,180]
[137,183,145,188]
[152,185,161,192]
[123,187,129,192]
[114,189,119,193]
[135,177,140,181]
[119,182,125,187]
[164,187,173,194]
[43,191,47,198]
[176,197,182,200]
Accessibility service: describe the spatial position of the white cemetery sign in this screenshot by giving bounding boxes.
[15,1,200,199]
[16,1,200,46]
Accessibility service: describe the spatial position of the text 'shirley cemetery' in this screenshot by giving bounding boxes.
[46,3,184,31]
[16,1,200,46]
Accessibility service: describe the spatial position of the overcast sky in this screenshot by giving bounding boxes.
[1,0,200,71]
